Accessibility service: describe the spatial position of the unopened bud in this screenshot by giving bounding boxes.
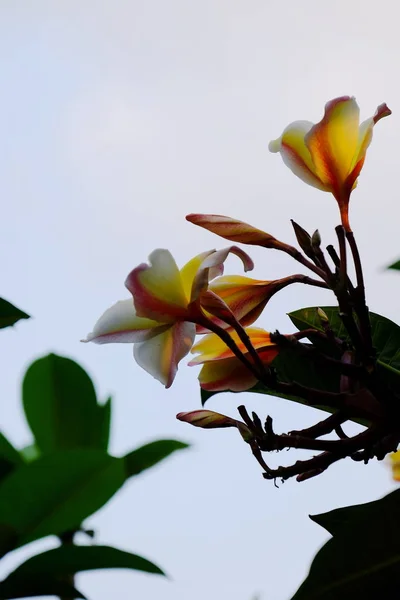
[317,307,329,324]
[311,229,321,248]
[290,220,314,259]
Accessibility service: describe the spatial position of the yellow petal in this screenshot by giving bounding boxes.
[270,120,328,191]
[179,250,216,302]
[198,356,258,392]
[305,96,360,188]
[190,327,274,364]
[125,249,188,322]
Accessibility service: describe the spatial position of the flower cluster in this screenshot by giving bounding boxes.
[84,96,398,483]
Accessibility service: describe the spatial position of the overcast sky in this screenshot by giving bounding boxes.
[1,1,400,599]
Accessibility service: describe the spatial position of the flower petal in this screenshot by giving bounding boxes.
[82,299,167,344]
[189,327,275,365]
[269,120,328,191]
[186,214,286,249]
[305,96,360,189]
[197,357,258,392]
[209,275,276,325]
[125,249,188,322]
[134,321,196,388]
[179,250,217,302]
[190,246,254,302]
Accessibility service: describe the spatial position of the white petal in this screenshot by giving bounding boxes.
[83,299,166,344]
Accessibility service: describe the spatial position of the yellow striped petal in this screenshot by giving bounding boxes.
[305,97,360,189]
[134,321,196,388]
[269,120,328,191]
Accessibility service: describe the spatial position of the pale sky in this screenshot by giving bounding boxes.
[1,1,399,599]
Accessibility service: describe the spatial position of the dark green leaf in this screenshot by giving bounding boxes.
[289,306,400,380]
[0,298,30,329]
[3,544,165,583]
[23,354,112,453]
[201,347,341,412]
[387,259,400,271]
[0,450,125,549]
[0,433,23,480]
[124,440,189,478]
[292,489,400,600]
[0,577,85,599]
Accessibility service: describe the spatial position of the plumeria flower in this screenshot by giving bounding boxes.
[83,247,253,388]
[268,96,391,231]
[189,327,279,391]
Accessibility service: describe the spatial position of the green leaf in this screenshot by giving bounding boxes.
[0,450,125,549]
[2,544,165,585]
[0,298,30,330]
[292,489,400,600]
[387,259,400,270]
[0,433,23,480]
[0,577,85,599]
[201,347,341,411]
[310,488,400,536]
[124,440,189,478]
[289,306,400,380]
[23,354,112,453]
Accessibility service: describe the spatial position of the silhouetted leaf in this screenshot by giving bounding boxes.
[0,299,30,329]
[310,488,400,536]
[0,450,125,549]
[23,354,112,453]
[0,577,85,599]
[125,440,189,478]
[387,259,400,271]
[2,544,165,588]
[292,489,400,599]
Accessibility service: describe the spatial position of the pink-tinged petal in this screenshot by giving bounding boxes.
[269,120,328,191]
[125,249,188,322]
[82,299,168,344]
[190,246,254,302]
[347,103,392,191]
[134,321,196,388]
[186,214,286,250]
[189,327,275,365]
[198,357,258,392]
[305,97,360,191]
[176,410,239,429]
[198,290,239,328]
[177,410,253,440]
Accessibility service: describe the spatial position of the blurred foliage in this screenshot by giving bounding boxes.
[0,299,188,599]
